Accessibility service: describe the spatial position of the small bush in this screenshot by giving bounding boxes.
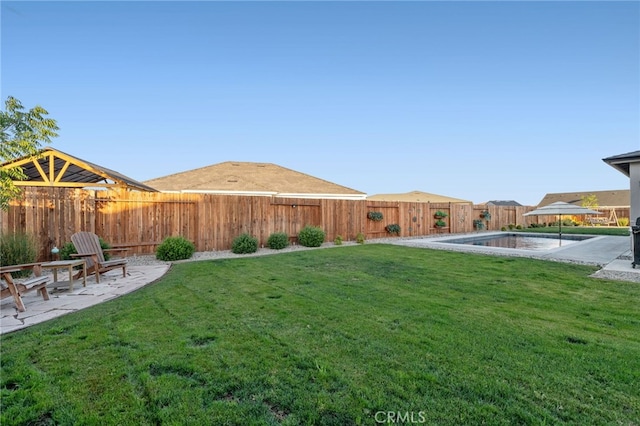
[516,224,523,230]
[267,232,289,250]
[231,233,258,254]
[298,226,325,247]
[334,235,343,245]
[501,226,507,231]
[356,233,366,244]
[618,217,630,227]
[60,238,112,261]
[0,232,37,277]
[156,236,195,261]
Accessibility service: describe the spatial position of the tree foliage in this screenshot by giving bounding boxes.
[581,194,599,209]
[0,96,59,209]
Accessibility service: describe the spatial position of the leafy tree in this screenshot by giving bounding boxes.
[581,194,599,209]
[0,96,59,210]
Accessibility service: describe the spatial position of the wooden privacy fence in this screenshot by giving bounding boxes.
[0,187,586,261]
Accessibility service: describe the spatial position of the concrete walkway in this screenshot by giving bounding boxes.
[1,234,638,335]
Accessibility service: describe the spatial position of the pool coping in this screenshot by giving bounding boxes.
[388,232,630,266]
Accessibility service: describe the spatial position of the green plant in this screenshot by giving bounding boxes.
[60,238,112,261]
[356,233,366,244]
[385,224,401,235]
[473,219,484,230]
[156,236,196,261]
[267,232,289,250]
[298,225,325,247]
[618,217,629,227]
[434,210,448,218]
[435,219,446,228]
[481,210,491,220]
[367,211,384,221]
[0,232,37,277]
[334,235,343,245]
[508,224,515,230]
[501,226,507,231]
[231,233,259,254]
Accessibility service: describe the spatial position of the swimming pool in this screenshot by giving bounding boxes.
[440,233,594,251]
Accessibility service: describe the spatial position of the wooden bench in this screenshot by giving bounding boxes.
[1,263,51,312]
[587,217,611,226]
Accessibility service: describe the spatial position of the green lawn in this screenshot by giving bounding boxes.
[515,226,630,236]
[1,245,639,425]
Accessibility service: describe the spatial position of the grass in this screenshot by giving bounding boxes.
[1,244,639,425]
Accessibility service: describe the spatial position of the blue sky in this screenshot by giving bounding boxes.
[2,1,638,205]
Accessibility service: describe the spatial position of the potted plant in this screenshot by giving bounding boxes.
[434,219,447,228]
[385,224,401,235]
[367,211,384,221]
[434,210,448,219]
[473,219,485,230]
[480,210,491,220]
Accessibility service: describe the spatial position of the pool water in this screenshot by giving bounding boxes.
[441,233,594,251]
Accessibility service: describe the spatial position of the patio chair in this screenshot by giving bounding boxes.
[1,263,50,312]
[71,232,128,283]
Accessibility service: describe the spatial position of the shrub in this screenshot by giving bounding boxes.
[0,232,37,277]
[156,236,195,261]
[618,217,630,227]
[434,219,446,228]
[60,238,112,261]
[434,210,448,218]
[267,232,289,250]
[334,235,343,245]
[516,224,523,230]
[297,226,325,247]
[367,211,384,221]
[501,226,507,231]
[231,233,258,254]
[356,233,366,244]
[385,224,401,235]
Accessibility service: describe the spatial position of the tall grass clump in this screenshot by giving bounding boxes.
[156,236,196,261]
[232,233,258,254]
[298,225,325,247]
[267,232,289,250]
[0,232,37,277]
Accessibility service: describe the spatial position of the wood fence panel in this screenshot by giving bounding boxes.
[4,187,606,260]
[365,201,400,239]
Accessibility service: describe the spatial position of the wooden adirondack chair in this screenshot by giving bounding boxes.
[1,263,50,312]
[71,232,128,283]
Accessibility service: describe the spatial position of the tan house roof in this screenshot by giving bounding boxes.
[367,190,472,204]
[537,190,629,207]
[144,161,366,199]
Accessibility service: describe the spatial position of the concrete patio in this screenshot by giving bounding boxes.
[1,264,170,334]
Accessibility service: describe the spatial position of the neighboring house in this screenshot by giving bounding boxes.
[603,150,640,223]
[536,190,629,208]
[367,190,472,204]
[485,200,523,207]
[144,161,367,200]
[536,189,630,225]
[0,147,157,192]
